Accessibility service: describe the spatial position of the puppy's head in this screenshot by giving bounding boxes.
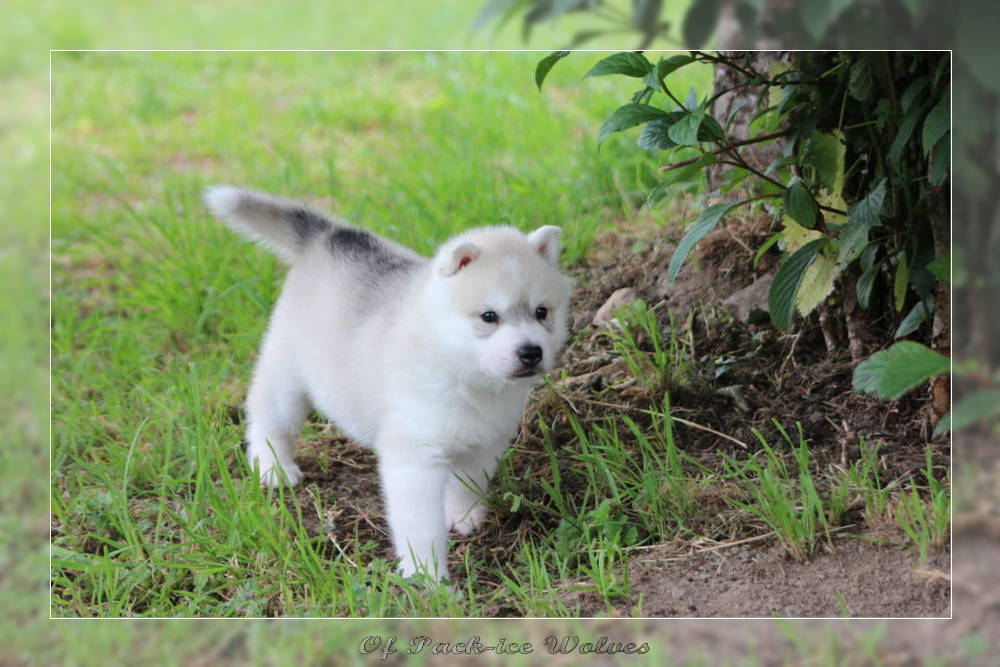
[428,225,572,387]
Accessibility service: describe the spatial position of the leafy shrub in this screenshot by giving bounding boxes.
[539,51,949,340]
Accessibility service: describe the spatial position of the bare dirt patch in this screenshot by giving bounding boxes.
[576,534,949,617]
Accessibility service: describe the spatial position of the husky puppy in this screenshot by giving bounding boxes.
[205,186,571,581]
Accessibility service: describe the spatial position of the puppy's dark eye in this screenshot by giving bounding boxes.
[535,306,548,321]
[480,311,499,323]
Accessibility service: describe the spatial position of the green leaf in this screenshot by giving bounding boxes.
[725,98,753,133]
[584,52,653,79]
[803,131,845,193]
[933,411,950,437]
[765,155,797,176]
[643,54,696,89]
[644,180,673,208]
[921,94,950,155]
[947,390,1000,432]
[682,0,721,48]
[699,114,726,142]
[894,297,934,339]
[754,231,783,268]
[848,57,874,102]
[852,341,950,400]
[856,260,880,309]
[796,253,839,316]
[769,238,825,329]
[838,179,885,266]
[747,104,779,134]
[860,244,878,273]
[893,253,909,311]
[682,85,699,111]
[535,50,570,91]
[667,110,706,146]
[926,253,950,282]
[668,201,742,279]
[837,218,870,266]
[889,97,931,170]
[637,117,680,150]
[782,216,822,252]
[847,178,886,228]
[929,132,950,186]
[719,164,751,195]
[598,103,670,144]
[631,86,654,104]
[900,76,930,112]
[784,179,819,228]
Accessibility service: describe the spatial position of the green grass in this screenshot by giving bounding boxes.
[51,49,712,617]
[724,422,834,560]
[893,445,950,568]
[604,300,692,392]
[827,437,890,527]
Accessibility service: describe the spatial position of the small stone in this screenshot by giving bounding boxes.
[592,288,642,326]
[722,274,774,323]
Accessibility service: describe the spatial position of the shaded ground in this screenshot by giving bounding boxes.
[261,215,951,618]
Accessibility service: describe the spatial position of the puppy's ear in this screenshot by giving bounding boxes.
[439,241,481,276]
[528,225,561,265]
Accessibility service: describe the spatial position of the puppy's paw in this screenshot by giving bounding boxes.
[263,463,303,487]
[250,454,303,488]
[446,503,488,536]
[398,557,450,583]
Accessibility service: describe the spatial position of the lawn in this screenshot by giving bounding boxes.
[50,49,718,617]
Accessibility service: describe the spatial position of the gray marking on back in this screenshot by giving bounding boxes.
[324,227,422,321]
[326,227,419,276]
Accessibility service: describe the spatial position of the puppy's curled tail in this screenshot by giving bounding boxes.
[204,185,333,262]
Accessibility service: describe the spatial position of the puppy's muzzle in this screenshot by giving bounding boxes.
[515,344,543,372]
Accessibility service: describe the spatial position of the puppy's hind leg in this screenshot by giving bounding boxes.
[245,345,310,487]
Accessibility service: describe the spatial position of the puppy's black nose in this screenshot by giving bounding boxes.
[517,344,543,367]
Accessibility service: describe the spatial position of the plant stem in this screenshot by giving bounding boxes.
[694,51,762,83]
[659,130,791,172]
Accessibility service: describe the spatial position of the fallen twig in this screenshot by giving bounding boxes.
[565,395,750,449]
[671,416,749,449]
[634,524,857,563]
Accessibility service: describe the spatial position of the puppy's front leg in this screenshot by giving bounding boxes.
[378,448,449,581]
[444,442,507,536]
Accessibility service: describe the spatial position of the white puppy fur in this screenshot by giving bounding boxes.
[205,185,571,581]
